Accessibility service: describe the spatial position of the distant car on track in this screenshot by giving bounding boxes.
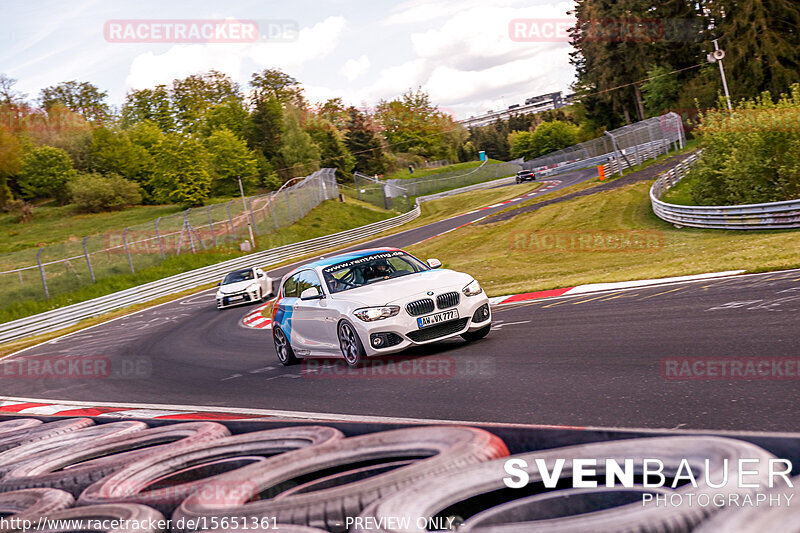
[515,169,536,183]
[216,267,272,309]
[271,247,492,367]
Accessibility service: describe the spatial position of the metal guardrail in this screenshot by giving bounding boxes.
[0,206,421,344]
[650,153,800,229]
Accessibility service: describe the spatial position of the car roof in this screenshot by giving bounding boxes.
[289,247,404,274]
[227,267,253,275]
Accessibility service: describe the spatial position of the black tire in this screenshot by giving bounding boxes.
[461,324,491,341]
[273,327,299,366]
[356,436,775,533]
[0,422,229,497]
[173,426,509,532]
[693,475,800,532]
[337,320,366,368]
[0,421,147,476]
[203,517,327,533]
[78,426,343,515]
[1,503,166,533]
[0,419,95,453]
[0,419,43,436]
[0,489,74,531]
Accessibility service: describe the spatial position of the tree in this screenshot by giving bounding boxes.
[641,65,683,116]
[122,85,175,132]
[0,126,22,206]
[39,80,110,122]
[318,98,348,129]
[0,74,27,106]
[305,115,355,182]
[375,89,452,158]
[344,107,386,175]
[529,121,580,158]
[246,96,283,162]
[279,108,320,179]
[249,68,304,107]
[469,120,510,160]
[19,146,77,203]
[205,128,259,196]
[508,131,536,160]
[170,70,241,133]
[150,134,211,207]
[90,127,154,185]
[202,98,250,139]
[707,0,800,101]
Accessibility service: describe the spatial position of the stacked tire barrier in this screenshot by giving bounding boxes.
[651,152,800,229]
[0,416,797,532]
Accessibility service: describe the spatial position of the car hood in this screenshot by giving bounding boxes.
[218,280,256,294]
[330,269,474,306]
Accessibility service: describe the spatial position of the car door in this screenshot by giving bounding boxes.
[292,269,339,354]
[274,272,301,347]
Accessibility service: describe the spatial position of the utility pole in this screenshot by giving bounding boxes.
[709,39,732,111]
[237,176,256,249]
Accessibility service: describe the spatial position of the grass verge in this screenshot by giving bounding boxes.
[0,199,393,325]
[383,160,502,181]
[407,179,800,296]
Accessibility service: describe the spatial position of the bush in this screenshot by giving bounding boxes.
[689,85,800,205]
[19,146,77,203]
[68,173,142,212]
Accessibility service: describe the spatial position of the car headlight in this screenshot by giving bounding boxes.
[463,279,483,296]
[353,306,400,322]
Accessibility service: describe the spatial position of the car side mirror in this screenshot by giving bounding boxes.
[300,287,324,300]
[427,258,442,269]
[216,282,221,286]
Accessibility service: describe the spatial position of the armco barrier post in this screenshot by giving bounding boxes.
[122,228,135,273]
[36,247,49,298]
[82,236,95,283]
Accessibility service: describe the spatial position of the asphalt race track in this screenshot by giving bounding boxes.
[2,166,799,432]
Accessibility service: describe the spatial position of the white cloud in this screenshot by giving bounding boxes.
[124,16,347,91]
[341,55,370,81]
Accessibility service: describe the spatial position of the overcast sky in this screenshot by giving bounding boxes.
[0,0,577,119]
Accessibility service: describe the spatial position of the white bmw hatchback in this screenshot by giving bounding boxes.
[271,247,491,367]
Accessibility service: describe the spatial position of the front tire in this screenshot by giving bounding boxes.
[338,321,366,368]
[273,327,299,366]
[461,324,491,342]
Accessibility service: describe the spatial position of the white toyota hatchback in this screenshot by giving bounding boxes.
[271,247,491,367]
[215,267,273,309]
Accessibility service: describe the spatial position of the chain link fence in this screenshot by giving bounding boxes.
[0,169,339,304]
[522,112,686,174]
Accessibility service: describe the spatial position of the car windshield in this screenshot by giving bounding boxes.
[223,269,254,284]
[322,251,429,294]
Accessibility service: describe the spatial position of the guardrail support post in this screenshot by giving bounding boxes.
[36,247,49,298]
[122,227,135,273]
[82,236,95,283]
[207,205,217,248]
[154,218,165,260]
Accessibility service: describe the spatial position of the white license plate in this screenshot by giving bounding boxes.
[417,309,459,328]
